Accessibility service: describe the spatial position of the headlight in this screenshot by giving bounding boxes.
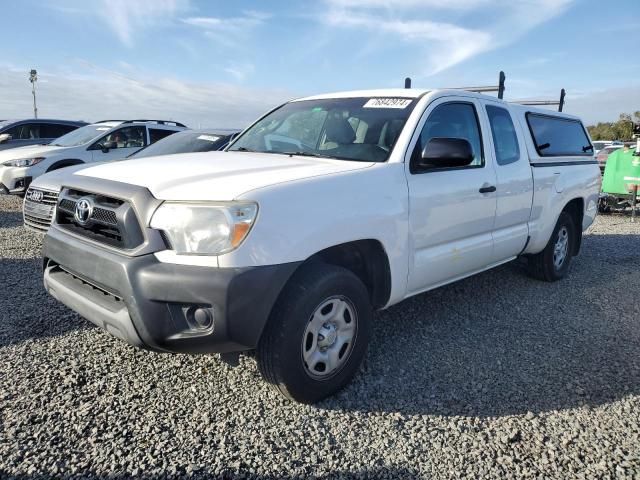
[2,157,45,167]
[150,202,258,255]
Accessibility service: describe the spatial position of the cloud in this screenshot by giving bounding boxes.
[0,62,292,129]
[53,0,189,47]
[320,0,574,75]
[325,11,491,74]
[182,10,270,47]
[327,0,492,9]
[224,63,256,82]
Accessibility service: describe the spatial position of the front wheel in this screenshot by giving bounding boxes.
[527,211,576,282]
[257,263,372,403]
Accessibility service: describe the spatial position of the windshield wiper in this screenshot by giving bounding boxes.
[282,151,335,159]
[231,147,255,152]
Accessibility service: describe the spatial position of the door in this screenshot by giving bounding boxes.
[481,102,533,262]
[406,98,498,294]
[88,126,148,162]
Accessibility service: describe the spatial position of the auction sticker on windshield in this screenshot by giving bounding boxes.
[198,135,221,142]
[363,98,412,109]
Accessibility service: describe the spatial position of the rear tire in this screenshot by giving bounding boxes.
[257,263,372,403]
[528,211,576,282]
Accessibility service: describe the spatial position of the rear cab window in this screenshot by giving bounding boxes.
[526,113,593,157]
[486,105,520,165]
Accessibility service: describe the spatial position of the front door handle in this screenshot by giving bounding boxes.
[479,185,496,193]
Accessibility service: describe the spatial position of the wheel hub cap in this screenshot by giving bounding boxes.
[553,226,569,269]
[301,296,357,379]
[317,323,338,349]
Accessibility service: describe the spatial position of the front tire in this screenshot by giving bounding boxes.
[528,211,576,282]
[257,263,372,403]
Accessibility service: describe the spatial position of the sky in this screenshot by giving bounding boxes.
[0,0,638,128]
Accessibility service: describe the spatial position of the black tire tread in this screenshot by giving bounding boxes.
[528,211,575,282]
[257,262,371,403]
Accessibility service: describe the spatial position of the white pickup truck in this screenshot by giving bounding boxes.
[42,88,601,403]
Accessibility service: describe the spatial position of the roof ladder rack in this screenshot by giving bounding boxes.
[453,71,506,99]
[512,88,566,112]
[403,71,506,99]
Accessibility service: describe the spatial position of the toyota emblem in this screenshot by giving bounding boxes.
[29,190,43,202]
[74,197,93,225]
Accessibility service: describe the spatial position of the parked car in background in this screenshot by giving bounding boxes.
[0,119,186,195]
[23,128,239,233]
[132,128,240,159]
[0,119,87,151]
[596,145,623,173]
[592,140,624,156]
[40,88,600,403]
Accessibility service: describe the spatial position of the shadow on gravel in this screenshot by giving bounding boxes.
[320,233,640,418]
[0,466,422,480]
[0,258,89,347]
[0,210,24,228]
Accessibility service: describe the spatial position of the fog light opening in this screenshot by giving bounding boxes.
[186,306,214,331]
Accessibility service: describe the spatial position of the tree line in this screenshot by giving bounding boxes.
[587,111,640,141]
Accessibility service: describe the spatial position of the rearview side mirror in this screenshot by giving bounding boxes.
[101,140,117,153]
[414,137,475,172]
[0,133,11,144]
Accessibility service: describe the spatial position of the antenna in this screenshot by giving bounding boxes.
[404,77,412,89]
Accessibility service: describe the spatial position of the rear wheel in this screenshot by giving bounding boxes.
[257,263,372,403]
[528,211,575,282]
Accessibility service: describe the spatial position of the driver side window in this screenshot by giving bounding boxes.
[414,102,484,168]
[94,126,147,150]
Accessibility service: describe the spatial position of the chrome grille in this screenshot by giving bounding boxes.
[23,188,59,233]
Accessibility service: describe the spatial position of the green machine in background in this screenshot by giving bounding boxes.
[599,125,640,220]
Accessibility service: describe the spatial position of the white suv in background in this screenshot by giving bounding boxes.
[0,119,186,195]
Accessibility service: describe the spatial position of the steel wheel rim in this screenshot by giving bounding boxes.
[553,226,569,269]
[301,296,357,379]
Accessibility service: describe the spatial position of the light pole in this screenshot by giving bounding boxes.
[29,69,38,119]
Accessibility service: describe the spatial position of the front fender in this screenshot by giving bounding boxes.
[225,163,410,305]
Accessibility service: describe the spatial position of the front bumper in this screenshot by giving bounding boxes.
[0,166,32,193]
[43,226,299,354]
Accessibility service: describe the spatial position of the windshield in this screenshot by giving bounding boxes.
[229,97,418,162]
[51,124,114,147]
[133,131,232,159]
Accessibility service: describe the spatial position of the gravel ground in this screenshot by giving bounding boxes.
[0,194,639,479]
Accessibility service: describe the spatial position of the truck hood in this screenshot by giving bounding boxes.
[76,151,374,200]
[0,144,69,162]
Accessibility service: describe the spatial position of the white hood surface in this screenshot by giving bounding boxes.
[0,144,70,162]
[76,151,373,201]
